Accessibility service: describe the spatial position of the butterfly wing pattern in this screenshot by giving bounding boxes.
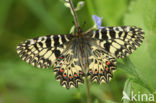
[88,26,144,58]
[87,44,117,84]
[17,34,73,68]
[17,26,144,89]
[54,43,85,89]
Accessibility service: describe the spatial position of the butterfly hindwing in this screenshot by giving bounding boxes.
[54,46,84,89]
[87,45,116,84]
[53,38,117,88]
[17,34,73,68]
[89,26,144,58]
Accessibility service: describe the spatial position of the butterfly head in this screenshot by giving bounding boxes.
[75,27,83,36]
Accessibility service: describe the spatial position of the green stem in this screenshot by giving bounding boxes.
[68,0,80,33]
[85,77,91,103]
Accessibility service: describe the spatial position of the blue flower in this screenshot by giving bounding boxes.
[92,15,104,29]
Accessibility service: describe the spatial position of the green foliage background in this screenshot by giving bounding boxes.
[0,0,156,103]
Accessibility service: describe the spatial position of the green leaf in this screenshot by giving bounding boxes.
[0,60,78,103]
[23,0,63,32]
[122,79,132,103]
[89,0,129,26]
[93,99,99,103]
[0,0,14,37]
[118,58,153,93]
[124,0,156,91]
[106,100,118,103]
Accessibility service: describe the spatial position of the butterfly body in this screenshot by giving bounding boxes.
[17,26,144,89]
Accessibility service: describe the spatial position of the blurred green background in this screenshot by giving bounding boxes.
[0,0,156,103]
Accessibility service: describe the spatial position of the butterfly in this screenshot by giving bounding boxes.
[17,26,144,89]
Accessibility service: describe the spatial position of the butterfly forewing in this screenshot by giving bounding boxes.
[17,34,73,68]
[88,26,144,58]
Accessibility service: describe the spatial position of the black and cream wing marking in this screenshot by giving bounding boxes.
[53,44,85,89]
[16,26,144,89]
[87,45,116,84]
[88,26,144,58]
[17,34,73,68]
[53,38,117,89]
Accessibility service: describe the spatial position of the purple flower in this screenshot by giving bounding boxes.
[92,15,104,29]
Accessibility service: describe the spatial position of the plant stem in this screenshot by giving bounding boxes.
[67,1,91,102]
[68,0,80,33]
[85,77,91,103]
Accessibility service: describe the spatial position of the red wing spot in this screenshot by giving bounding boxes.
[69,75,72,78]
[63,74,66,77]
[59,56,63,59]
[100,69,103,73]
[95,69,98,74]
[88,69,92,73]
[106,61,110,65]
[79,71,83,74]
[60,68,64,72]
[105,67,108,71]
[74,74,78,77]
